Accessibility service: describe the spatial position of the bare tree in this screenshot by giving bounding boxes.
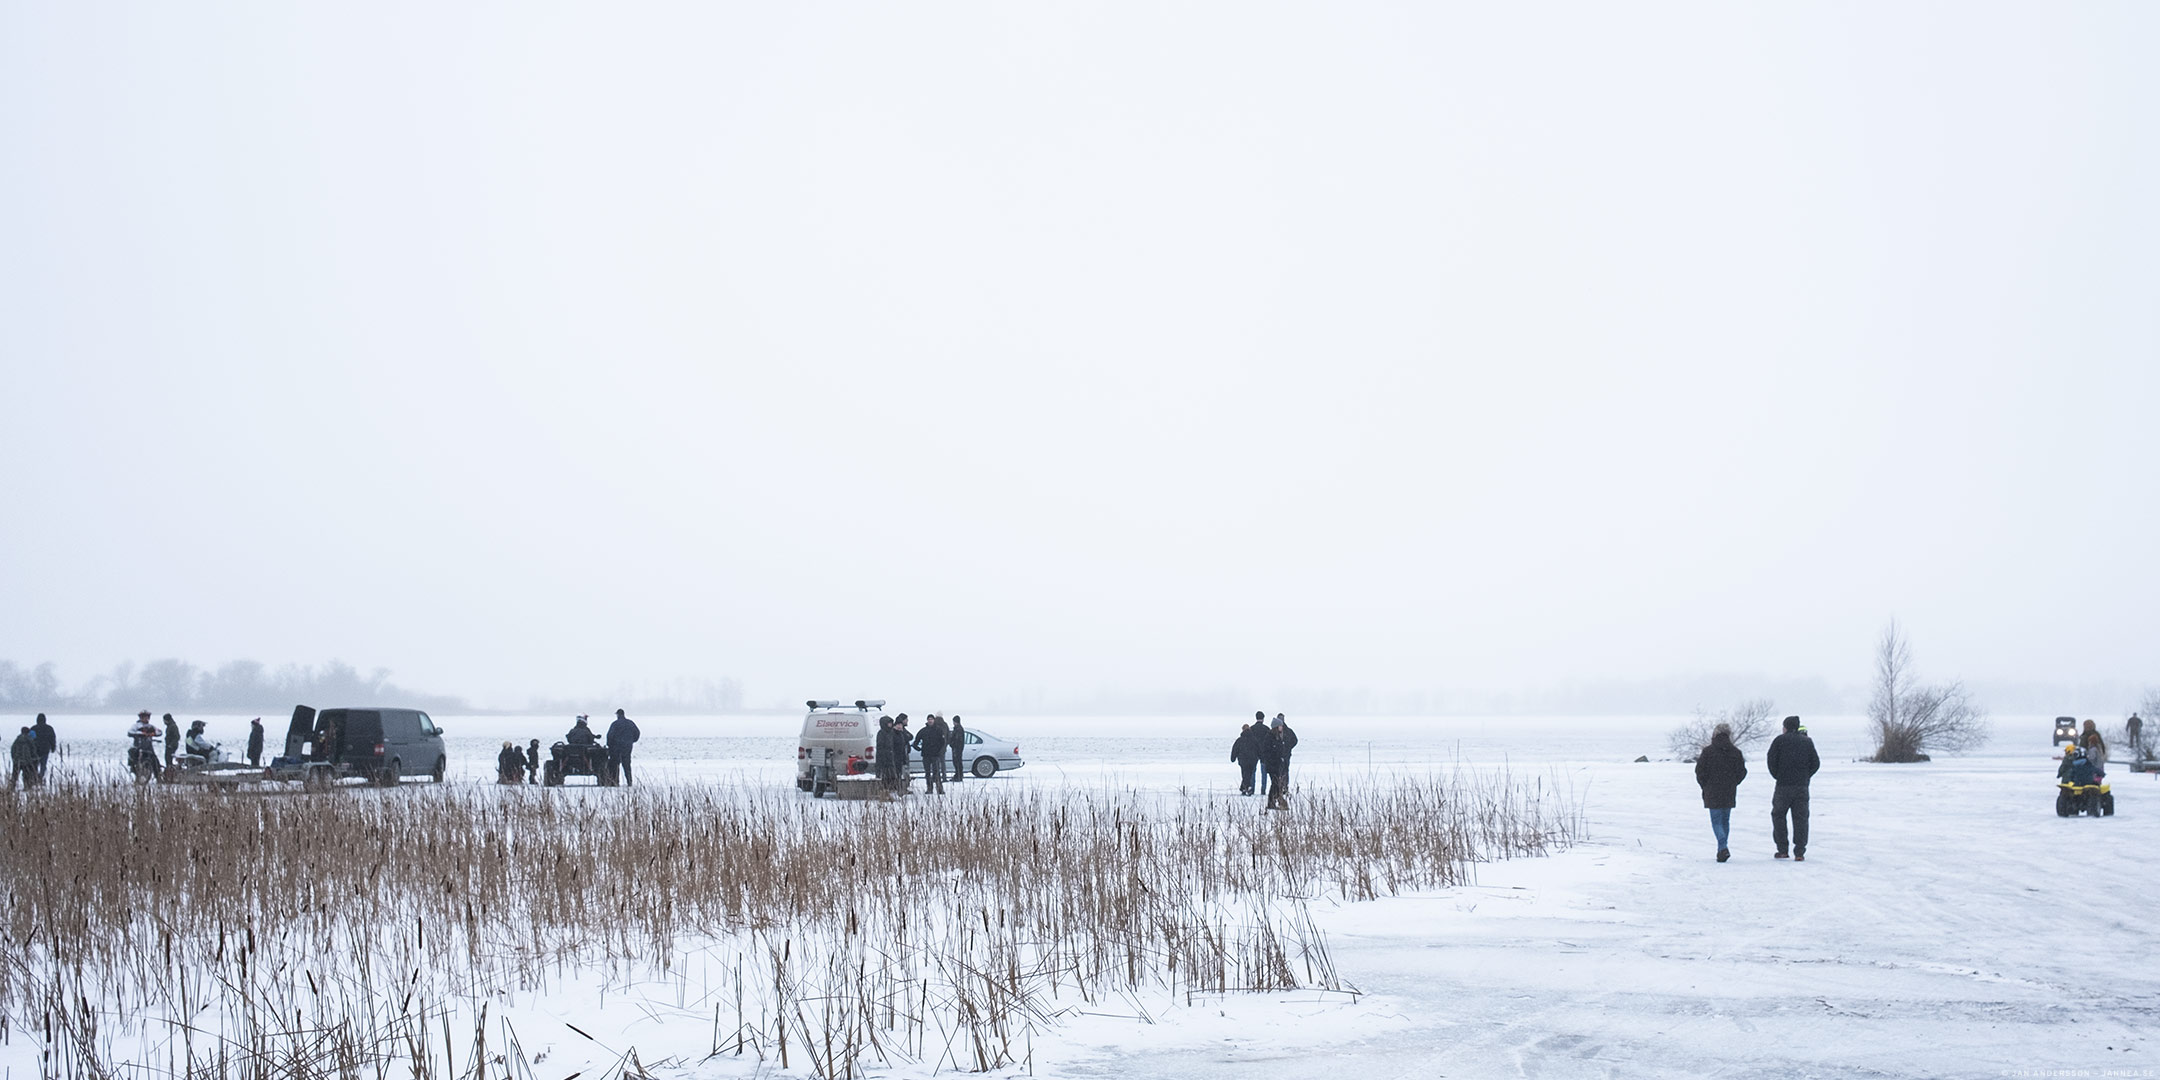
[1667,697,1777,760]
[1867,621,1989,762]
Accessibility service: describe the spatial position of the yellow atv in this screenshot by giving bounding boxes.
[2056,780,2113,817]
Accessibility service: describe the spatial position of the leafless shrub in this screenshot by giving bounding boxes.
[1667,698,1777,760]
[0,768,1576,1079]
[1868,621,1989,762]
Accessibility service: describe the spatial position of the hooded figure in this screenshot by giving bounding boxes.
[245,718,265,767]
[163,714,180,767]
[1693,723,1748,862]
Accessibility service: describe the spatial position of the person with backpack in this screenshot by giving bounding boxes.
[1231,712,1266,796]
[606,708,641,786]
[1693,723,1748,862]
[914,714,950,795]
[1766,715,1821,861]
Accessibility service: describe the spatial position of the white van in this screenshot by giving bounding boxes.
[795,699,885,791]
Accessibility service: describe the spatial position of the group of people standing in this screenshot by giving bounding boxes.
[496,709,642,784]
[1230,712,1299,810]
[1693,715,1820,862]
[872,712,968,794]
[9,714,59,786]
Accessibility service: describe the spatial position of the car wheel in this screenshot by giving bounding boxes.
[378,759,401,787]
[543,761,562,787]
[431,756,446,783]
[972,757,998,779]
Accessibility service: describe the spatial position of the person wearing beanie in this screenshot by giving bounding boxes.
[1765,715,1820,860]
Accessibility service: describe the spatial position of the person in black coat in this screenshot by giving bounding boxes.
[606,708,641,786]
[1765,715,1821,860]
[565,716,598,746]
[914,715,949,794]
[10,728,37,788]
[525,739,541,785]
[497,741,528,783]
[948,716,966,784]
[1231,712,1266,796]
[874,715,908,794]
[1262,714,1299,810]
[162,714,180,767]
[245,718,265,767]
[1692,723,1747,862]
[31,714,56,780]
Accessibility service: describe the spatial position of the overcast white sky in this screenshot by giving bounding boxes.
[3,3,2155,708]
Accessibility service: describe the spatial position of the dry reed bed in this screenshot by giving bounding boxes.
[0,769,1576,1079]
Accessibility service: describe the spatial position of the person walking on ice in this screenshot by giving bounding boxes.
[1766,715,1820,861]
[1693,722,1747,862]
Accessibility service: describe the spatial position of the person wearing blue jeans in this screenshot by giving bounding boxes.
[1693,723,1748,863]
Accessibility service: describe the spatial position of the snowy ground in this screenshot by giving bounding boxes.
[14,712,2158,1078]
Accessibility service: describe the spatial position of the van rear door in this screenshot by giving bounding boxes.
[283,705,316,760]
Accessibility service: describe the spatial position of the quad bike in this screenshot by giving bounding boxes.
[2056,780,2114,818]
[542,742,619,787]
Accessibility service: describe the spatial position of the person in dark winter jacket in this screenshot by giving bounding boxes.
[606,709,641,786]
[874,716,907,794]
[245,718,265,767]
[914,715,950,794]
[1231,712,1266,796]
[497,741,527,783]
[1693,723,1748,862]
[948,716,966,784]
[1765,716,1821,860]
[1261,714,1298,810]
[162,714,180,768]
[10,728,37,787]
[31,714,56,780]
[565,716,598,747]
[525,739,541,785]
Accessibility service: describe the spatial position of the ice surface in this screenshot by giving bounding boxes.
[12,713,2155,1078]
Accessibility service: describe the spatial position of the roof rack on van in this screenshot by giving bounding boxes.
[805,699,885,711]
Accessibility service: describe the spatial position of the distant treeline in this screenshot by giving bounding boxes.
[0,660,752,716]
[0,659,468,714]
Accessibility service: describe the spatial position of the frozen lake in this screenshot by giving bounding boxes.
[22,711,2157,1077]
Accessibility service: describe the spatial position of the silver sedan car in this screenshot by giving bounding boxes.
[912,727,1023,779]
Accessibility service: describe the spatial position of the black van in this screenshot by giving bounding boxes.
[267,705,448,788]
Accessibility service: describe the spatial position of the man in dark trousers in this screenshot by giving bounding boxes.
[948,716,966,784]
[245,717,265,767]
[914,714,949,794]
[162,713,181,768]
[1766,715,1821,861]
[874,715,906,794]
[1232,712,1266,796]
[605,708,641,786]
[31,714,56,781]
[1262,714,1299,811]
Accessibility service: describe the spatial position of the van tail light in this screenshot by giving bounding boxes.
[372,742,385,757]
[798,747,807,759]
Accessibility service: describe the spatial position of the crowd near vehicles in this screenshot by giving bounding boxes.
[264,706,449,790]
[794,699,1025,795]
